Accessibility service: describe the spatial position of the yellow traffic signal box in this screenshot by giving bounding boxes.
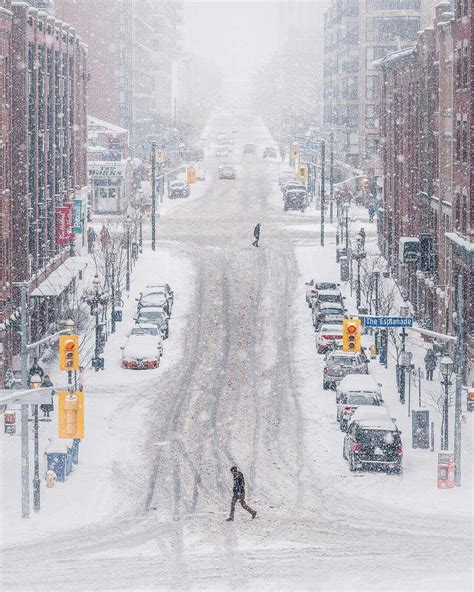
[156,149,165,164]
[58,391,84,439]
[59,335,79,371]
[343,319,362,352]
[187,166,196,184]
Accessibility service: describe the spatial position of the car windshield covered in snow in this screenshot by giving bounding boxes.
[345,393,378,405]
[331,355,357,366]
[131,325,160,337]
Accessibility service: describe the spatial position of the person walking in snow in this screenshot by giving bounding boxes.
[226,466,256,521]
[358,227,366,249]
[424,349,436,381]
[252,223,261,247]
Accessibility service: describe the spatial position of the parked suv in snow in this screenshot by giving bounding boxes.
[322,351,368,390]
[343,408,402,473]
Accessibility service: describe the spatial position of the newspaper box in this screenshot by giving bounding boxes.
[437,451,454,489]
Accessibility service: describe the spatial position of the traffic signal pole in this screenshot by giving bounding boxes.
[151,142,156,251]
[329,132,334,224]
[454,274,464,486]
[320,140,326,247]
[19,284,30,518]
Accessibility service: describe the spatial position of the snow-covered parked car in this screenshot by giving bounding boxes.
[336,374,383,431]
[137,286,173,316]
[343,407,402,473]
[312,302,346,330]
[305,280,339,308]
[311,289,344,311]
[136,307,170,339]
[121,334,161,369]
[316,324,344,354]
[129,324,163,356]
[322,351,369,390]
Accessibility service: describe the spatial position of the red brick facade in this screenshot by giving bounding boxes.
[0,2,13,382]
[378,3,473,380]
[0,3,88,386]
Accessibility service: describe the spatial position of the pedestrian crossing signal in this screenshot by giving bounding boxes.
[59,335,79,371]
[58,391,84,439]
[343,319,361,352]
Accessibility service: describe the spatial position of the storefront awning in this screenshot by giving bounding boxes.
[30,256,90,298]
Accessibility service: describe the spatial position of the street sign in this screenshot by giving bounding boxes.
[363,316,413,328]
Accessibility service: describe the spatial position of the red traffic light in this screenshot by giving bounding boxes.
[347,324,358,334]
[64,339,76,350]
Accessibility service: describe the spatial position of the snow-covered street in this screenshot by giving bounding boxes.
[1,117,471,592]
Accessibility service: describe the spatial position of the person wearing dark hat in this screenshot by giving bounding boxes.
[226,466,256,521]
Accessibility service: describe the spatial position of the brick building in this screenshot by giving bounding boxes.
[0,2,88,386]
[0,2,13,384]
[377,3,472,380]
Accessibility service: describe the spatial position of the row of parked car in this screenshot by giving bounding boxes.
[278,171,309,212]
[121,284,174,370]
[306,279,403,474]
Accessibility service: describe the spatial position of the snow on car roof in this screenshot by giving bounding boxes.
[319,302,344,310]
[123,335,159,357]
[338,374,379,390]
[350,406,392,424]
[317,290,342,296]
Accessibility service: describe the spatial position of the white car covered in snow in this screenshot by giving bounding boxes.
[121,334,161,369]
[336,374,384,431]
[129,324,163,357]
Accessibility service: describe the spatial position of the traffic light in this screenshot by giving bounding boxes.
[297,164,308,185]
[145,164,152,181]
[291,143,300,162]
[59,335,79,371]
[343,319,362,352]
[187,166,196,184]
[156,149,165,164]
[362,178,369,191]
[58,391,84,439]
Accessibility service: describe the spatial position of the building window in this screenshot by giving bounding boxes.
[462,118,468,162]
[366,105,378,129]
[461,194,468,235]
[455,116,462,161]
[366,75,378,99]
[456,45,462,88]
[462,42,468,87]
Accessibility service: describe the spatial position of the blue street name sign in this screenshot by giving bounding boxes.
[363,316,413,328]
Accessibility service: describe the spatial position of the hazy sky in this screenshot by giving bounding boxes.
[183,1,281,78]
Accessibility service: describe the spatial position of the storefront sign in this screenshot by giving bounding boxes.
[57,204,73,247]
[72,200,82,234]
[88,161,125,179]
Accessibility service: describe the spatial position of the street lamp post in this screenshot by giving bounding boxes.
[93,275,101,363]
[125,215,131,292]
[110,253,116,334]
[320,140,326,247]
[440,355,453,450]
[354,237,366,310]
[151,142,157,251]
[329,132,334,224]
[343,201,350,250]
[138,210,143,253]
[30,373,42,512]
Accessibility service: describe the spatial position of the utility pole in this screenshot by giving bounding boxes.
[329,132,334,224]
[320,140,325,247]
[151,141,156,251]
[19,284,30,518]
[454,274,464,486]
[111,256,116,334]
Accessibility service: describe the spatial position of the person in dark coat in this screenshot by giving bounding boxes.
[29,357,44,383]
[226,466,256,521]
[40,375,55,417]
[424,350,436,381]
[252,223,261,247]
